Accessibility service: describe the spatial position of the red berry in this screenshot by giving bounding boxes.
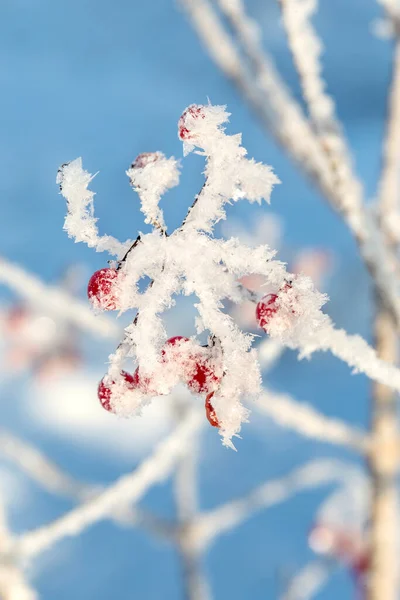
[98,370,136,413]
[132,366,161,395]
[178,105,205,141]
[187,355,221,394]
[161,336,190,355]
[256,293,278,330]
[87,268,119,311]
[131,152,160,169]
[205,392,220,428]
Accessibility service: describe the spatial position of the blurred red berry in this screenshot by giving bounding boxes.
[131,152,160,169]
[98,370,136,413]
[87,268,119,310]
[205,392,220,428]
[178,105,205,141]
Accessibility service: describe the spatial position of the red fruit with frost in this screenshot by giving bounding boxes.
[256,293,279,330]
[87,268,119,311]
[98,370,136,413]
[178,105,205,141]
[187,354,221,395]
[131,152,160,169]
[256,283,294,331]
[164,336,190,348]
[132,366,161,396]
[205,392,220,428]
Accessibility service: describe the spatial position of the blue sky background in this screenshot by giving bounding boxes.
[0,0,393,598]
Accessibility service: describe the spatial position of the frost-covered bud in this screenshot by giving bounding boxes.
[130,152,161,171]
[205,392,220,428]
[178,105,206,141]
[98,370,137,412]
[87,268,119,311]
[256,293,279,330]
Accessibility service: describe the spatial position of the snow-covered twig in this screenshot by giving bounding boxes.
[180,0,335,201]
[14,409,202,559]
[58,106,400,447]
[0,428,178,542]
[0,503,36,600]
[57,160,133,258]
[377,42,400,243]
[281,561,334,600]
[189,460,357,552]
[279,0,363,224]
[0,257,119,339]
[256,391,369,452]
[0,429,92,501]
[182,0,400,332]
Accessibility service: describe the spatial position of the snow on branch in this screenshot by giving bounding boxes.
[57,159,133,258]
[189,459,357,552]
[0,429,92,501]
[0,256,119,339]
[279,0,363,224]
[281,561,334,600]
[182,0,400,333]
[257,390,369,453]
[58,103,284,447]
[180,0,336,201]
[15,409,202,559]
[377,42,400,244]
[127,152,180,232]
[0,428,178,542]
[56,103,400,447]
[0,503,37,600]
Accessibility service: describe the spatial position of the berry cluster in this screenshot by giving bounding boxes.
[97,334,222,428]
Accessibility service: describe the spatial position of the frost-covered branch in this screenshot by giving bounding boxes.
[0,429,178,542]
[57,160,133,258]
[182,0,400,331]
[0,429,92,501]
[279,0,363,225]
[281,561,334,600]
[377,42,400,243]
[180,0,335,201]
[257,391,369,452]
[0,504,36,600]
[0,256,119,339]
[57,104,400,447]
[189,460,356,552]
[15,409,202,559]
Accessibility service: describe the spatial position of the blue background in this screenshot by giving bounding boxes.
[0,0,392,598]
